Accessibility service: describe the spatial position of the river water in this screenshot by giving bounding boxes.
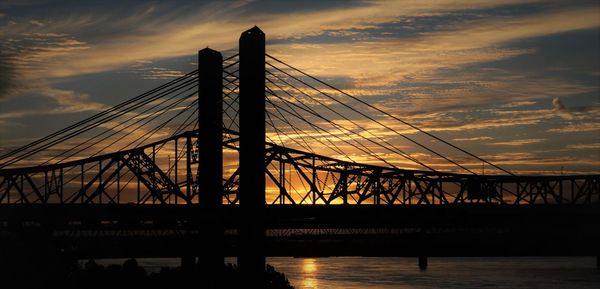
[96,256,600,288]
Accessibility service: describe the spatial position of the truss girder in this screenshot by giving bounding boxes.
[0,130,598,205]
[263,144,600,205]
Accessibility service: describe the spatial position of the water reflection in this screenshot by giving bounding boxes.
[267,256,600,289]
[302,258,318,289]
[95,257,600,289]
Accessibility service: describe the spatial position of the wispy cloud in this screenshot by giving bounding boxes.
[131,66,185,80]
[453,136,494,141]
[0,31,89,98]
[552,97,573,119]
[29,19,44,27]
[3,0,596,82]
[40,87,106,113]
[500,101,536,108]
[0,86,106,121]
[490,138,545,146]
[566,143,600,150]
[548,122,600,133]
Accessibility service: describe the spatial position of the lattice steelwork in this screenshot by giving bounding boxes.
[1,128,598,205]
[263,144,600,205]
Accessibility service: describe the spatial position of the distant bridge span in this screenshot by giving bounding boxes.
[1,204,598,259]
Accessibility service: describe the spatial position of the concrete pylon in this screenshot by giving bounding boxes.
[238,26,267,286]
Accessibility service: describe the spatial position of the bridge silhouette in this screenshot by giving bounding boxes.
[0,27,599,286]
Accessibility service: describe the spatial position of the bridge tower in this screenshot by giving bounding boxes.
[197,48,224,285]
[238,26,267,285]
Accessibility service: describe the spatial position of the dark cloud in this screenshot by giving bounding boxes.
[552,97,575,119]
[0,31,87,99]
[237,0,368,15]
[552,97,600,120]
[268,2,556,45]
[0,50,17,99]
[552,97,567,110]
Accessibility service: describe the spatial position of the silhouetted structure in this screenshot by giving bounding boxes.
[239,26,267,286]
[197,47,224,288]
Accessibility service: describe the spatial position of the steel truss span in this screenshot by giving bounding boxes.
[0,128,598,205]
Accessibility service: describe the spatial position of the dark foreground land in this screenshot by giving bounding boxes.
[1,258,294,289]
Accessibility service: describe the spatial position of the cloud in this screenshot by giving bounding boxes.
[547,122,600,133]
[552,97,573,119]
[131,66,185,80]
[2,0,594,82]
[566,143,600,150]
[403,108,555,133]
[453,136,494,141]
[500,101,536,108]
[0,86,106,122]
[0,31,89,100]
[490,138,544,146]
[272,5,599,75]
[475,152,600,174]
[265,6,599,117]
[29,19,44,27]
[0,49,17,99]
[387,72,597,117]
[40,87,106,113]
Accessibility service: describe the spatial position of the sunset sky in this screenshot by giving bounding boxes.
[0,0,599,175]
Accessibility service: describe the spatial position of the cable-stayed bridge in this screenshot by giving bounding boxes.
[0,27,598,284]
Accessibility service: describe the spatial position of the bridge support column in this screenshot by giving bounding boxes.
[181,256,196,269]
[197,48,224,286]
[418,255,428,270]
[238,26,266,286]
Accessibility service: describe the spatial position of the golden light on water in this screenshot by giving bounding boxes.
[303,258,317,273]
[302,258,318,289]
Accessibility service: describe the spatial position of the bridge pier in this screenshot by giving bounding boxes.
[196,48,224,286]
[418,255,428,270]
[181,256,196,269]
[238,26,267,286]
